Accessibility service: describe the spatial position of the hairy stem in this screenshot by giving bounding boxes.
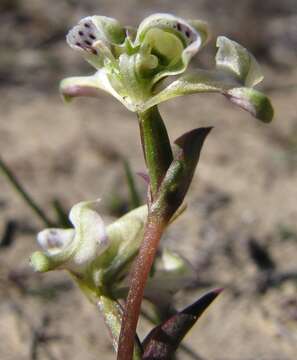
[117,212,166,360]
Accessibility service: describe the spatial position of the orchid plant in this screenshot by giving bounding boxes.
[31,13,273,360]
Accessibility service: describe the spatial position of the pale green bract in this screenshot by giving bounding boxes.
[30,200,194,302]
[60,13,273,122]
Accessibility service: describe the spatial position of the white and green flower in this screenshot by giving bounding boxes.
[30,200,108,274]
[30,200,194,302]
[60,13,273,122]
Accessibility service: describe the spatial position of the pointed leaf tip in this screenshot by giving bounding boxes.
[142,288,221,359]
[172,126,212,200]
[183,287,222,318]
[174,127,213,154]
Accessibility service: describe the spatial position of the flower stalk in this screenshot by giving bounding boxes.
[118,105,176,359]
[118,110,212,359]
[138,106,173,197]
[118,211,166,360]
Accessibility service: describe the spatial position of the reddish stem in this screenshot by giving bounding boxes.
[117,213,166,360]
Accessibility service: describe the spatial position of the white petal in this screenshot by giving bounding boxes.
[69,200,108,266]
[66,17,106,69]
[37,228,75,254]
[135,13,207,82]
[60,70,134,111]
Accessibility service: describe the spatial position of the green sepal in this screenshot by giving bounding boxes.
[226,87,274,123]
[216,36,263,87]
[30,251,53,272]
[91,16,126,44]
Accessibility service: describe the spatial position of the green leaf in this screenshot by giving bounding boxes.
[52,198,72,228]
[153,127,211,218]
[0,156,54,227]
[173,127,212,197]
[123,159,142,210]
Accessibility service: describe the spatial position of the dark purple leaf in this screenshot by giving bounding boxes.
[142,288,222,359]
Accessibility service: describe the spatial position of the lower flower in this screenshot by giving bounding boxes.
[30,200,194,304]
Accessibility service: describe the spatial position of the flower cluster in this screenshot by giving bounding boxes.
[61,13,273,121]
[31,201,193,303]
[30,13,274,359]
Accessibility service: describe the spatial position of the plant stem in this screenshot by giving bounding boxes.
[118,106,174,359]
[0,156,54,227]
[138,106,173,197]
[117,212,166,360]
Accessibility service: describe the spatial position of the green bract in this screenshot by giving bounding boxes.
[60,13,273,122]
[144,249,195,307]
[30,200,194,302]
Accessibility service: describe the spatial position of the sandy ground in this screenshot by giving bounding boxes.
[0,1,297,359]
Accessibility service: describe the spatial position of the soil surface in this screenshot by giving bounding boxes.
[0,1,297,359]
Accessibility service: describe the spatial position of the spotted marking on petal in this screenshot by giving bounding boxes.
[37,228,75,254]
[174,21,197,44]
[137,14,199,48]
[66,17,104,55]
[44,230,64,248]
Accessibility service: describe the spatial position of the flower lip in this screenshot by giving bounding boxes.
[134,13,206,83]
[37,228,75,253]
[135,13,201,48]
[61,14,272,122]
[31,200,108,273]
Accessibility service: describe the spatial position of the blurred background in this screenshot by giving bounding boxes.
[0,1,296,359]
